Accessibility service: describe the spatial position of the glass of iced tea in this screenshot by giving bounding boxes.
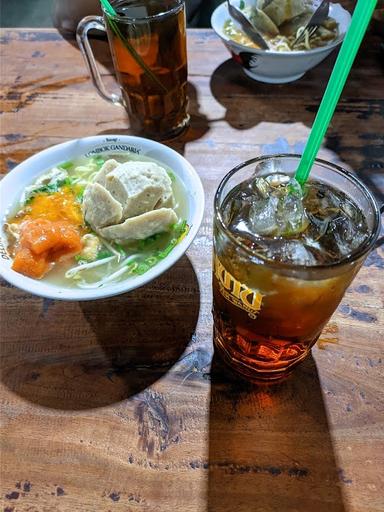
[213,155,381,382]
[77,0,189,140]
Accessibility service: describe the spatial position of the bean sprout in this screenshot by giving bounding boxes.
[65,255,116,279]
[76,254,139,288]
[99,237,122,261]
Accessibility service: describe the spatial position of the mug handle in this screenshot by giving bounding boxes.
[76,15,123,106]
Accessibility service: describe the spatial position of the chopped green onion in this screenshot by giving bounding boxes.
[113,243,126,255]
[75,187,85,203]
[166,170,176,182]
[138,232,161,250]
[136,262,150,275]
[175,219,187,233]
[58,160,74,170]
[127,262,139,273]
[145,256,158,266]
[93,157,105,169]
[157,240,177,259]
[75,255,87,263]
[25,177,73,203]
[97,249,113,260]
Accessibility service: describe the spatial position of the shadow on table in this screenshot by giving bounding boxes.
[207,354,346,512]
[209,58,336,131]
[0,255,200,410]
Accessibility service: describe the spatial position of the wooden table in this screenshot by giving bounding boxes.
[1,21,383,512]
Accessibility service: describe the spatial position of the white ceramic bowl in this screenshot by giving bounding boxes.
[0,135,204,301]
[211,2,351,84]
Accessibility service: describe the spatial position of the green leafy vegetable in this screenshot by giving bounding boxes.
[136,262,150,275]
[126,220,189,276]
[58,160,74,171]
[157,244,175,259]
[114,243,126,255]
[25,177,72,204]
[96,249,113,260]
[172,219,187,235]
[75,255,87,263]
[138,233,162,250]
[75,186,85,203]
[75,248,112,264]
[166,170,176,182]
[93,157,105,169]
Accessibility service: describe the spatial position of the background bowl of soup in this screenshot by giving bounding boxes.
[211,1,351,84]
[0,135,204,300]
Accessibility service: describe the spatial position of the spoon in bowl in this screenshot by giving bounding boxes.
[227,0,270,50]
[291,0,330,48]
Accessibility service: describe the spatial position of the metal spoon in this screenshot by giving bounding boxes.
[292,0,330,48]
[227,0,270,50]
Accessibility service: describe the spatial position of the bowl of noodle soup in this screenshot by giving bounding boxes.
[0,135,204,301]
[211,1,351,83]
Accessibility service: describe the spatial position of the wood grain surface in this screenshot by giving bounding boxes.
[1,20,384,512]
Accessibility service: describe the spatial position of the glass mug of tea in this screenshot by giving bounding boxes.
[213,155,381,382]
[77,0,189,140]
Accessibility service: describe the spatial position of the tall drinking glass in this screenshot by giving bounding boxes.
[77,0,189,140]
[213,155,381,382]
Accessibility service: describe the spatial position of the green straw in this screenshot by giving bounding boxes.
[99,0,167,93]
[295,0,378,185]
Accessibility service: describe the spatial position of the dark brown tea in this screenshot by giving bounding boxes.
[106,0,189,139]
[213,171,370,381]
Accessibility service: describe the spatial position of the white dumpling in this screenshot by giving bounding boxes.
[251,7,279,36]
[98,208,178,241]
[93,159,120,187]
[83,183,123,230]
[104,161,174,219]
[263,0,308,27]
[155,177,174,209]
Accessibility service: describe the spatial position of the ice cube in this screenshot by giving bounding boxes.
[276,189,308,236]
[305,183,341,220]
[265,173,290,188]
[250,195,279,236]
[224,189,253,227]
[225,173,369,266]
[279,240,317,265]
[331,216,366,256]
[249,176,308,237]
[305,212,329,241]
[252,176,271,199]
